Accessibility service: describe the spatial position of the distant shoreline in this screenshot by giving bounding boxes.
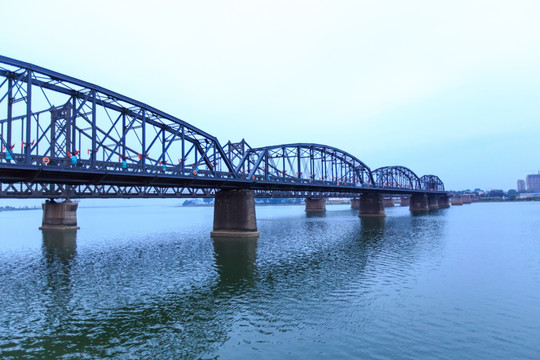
[0,206,40,212]
[476,198,540,202]
[180,202,352,207]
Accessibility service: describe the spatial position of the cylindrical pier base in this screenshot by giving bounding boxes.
[400,196,410,207]
[358,193,386,217]
[427,195,440,210]
[409,193,429,213]
[211,190,259,238]
[350,198,360,210]
[40,199,79,230]
[451,195,463,206]
[438,195,450,208]
[305,198,326,212]
[383,197,395,207]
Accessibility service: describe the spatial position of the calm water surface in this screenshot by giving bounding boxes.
[0,201,539,359]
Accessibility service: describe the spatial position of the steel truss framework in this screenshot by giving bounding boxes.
[373,166,422,190]
[0,56,446,199]
[420,175,445,192]
[0,56,235,179]
[235,143,374,186]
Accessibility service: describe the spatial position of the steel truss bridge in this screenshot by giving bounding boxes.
[0,56,445,199]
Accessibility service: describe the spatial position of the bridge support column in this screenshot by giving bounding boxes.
[427,195,440,210]
[350,198,360,210]
[358,193,386,217]
[305,198,326,212]
[383,197,395,207]
[438,195,450,208]
[400,196,410,207]
[462,194,472,204]
[211,190,259,238]
[451,195,463,206]
[40,199,79,230]
[409,193,429,213]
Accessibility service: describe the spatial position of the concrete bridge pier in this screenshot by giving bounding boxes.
[427,194,440,210]
[358,193,386,217]
[383,197,395,207]
[462,194,472,204]
[40,199,80,230]
[211,190,259,238]
[409,193,429,213]
[451,195,463,206]
[438,195,450,208]
[400,196,410,207]
[305,198,327,212]
[350,198,360,210]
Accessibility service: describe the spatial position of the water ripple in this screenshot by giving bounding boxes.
[0,203,539,358]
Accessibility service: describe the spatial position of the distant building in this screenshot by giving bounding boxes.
[517,179,526,192]
[526,172,540,192]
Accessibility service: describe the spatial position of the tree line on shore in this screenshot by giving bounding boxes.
[451,188,539,201]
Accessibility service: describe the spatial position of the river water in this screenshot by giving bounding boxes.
[0,201,539,359]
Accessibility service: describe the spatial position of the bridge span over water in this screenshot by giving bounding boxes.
[0,55,450,236]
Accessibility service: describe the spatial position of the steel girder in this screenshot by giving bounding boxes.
[420,175,445,192]
[372,166,422,190]
[0,181,439,199]
[0,182,218,198]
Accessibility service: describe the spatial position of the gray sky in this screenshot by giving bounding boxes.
[2,0,539,191]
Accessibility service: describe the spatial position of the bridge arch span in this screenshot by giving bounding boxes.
[420,175,445,192]
[235,143,375,187]
[0,55,237,179]
[372,166,422,190]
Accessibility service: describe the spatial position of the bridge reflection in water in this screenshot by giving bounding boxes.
[0,203,455,358]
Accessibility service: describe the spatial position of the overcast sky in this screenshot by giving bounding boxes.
[1,0,539,191]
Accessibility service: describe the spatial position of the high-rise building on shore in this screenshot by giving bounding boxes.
[526,172,540,192]
[517,179,526,192]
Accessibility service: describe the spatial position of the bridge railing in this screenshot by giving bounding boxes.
[0,152,238,180]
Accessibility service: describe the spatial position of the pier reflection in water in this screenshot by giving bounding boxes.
[42,229,77,266]
[359,216,386,234]
[41,229,77,327]
[213,237,258,289]
[304,211,326,218]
